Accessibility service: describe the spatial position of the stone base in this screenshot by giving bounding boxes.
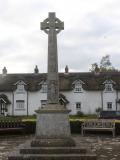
[8,139,97,160]
[31,138,75,147]
[8,105,97,159]
[35,104,71,138]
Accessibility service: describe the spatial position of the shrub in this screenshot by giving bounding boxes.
[76,111,84,116]
[70,120,82,133]
[23,121,36,134]
[95,107,102,113]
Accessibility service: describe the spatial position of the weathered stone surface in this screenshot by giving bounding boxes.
[8,138,97,160]
[35,106,71,138]
[36,13,72,140]
[8,154,97,160]
[31,138,75,147]
[41,12,64,104]
[20,147,87,154]
[35,104,71,113]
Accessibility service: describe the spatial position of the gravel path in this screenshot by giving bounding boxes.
[0,134,120,160]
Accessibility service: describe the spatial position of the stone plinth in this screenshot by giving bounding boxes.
[35,104,71,138]
[32,104,75,148]
[8,101,97,160]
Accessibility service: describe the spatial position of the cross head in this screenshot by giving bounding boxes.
[41,12,64,34]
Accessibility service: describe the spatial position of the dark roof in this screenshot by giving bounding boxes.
[0,72,120,91]
[0,94,11,104]
[0,73,46,91]
[59,93,69,104]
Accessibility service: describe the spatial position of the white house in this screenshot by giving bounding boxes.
[0,66,120,116]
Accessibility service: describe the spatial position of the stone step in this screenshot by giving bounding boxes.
[31,138,75,147]
[20,147,87,154]
[8,153,97,160]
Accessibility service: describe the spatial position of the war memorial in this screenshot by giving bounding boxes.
[8,12,96,160]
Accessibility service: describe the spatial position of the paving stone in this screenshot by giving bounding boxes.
[1,134,120,160]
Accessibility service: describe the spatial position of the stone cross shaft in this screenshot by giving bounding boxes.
[41,12,64,104]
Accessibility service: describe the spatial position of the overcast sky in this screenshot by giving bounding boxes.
[0,0,120,73]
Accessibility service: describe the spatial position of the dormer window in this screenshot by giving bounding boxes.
[14,80,26,93]
[17,84,24,92]
[39,80,47,93]
[103,79,115,92]
[41,84,47,93]
[105,84,113,92]
[75,83,82,92]
[72,80,85,93]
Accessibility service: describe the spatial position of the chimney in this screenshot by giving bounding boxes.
[34,65,39,74]
[65,65,69,74]
[2,67,7,76]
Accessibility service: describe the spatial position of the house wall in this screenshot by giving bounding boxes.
[85,91,101,114]
[102,90,117,111]
[62,91,85,115]
[62,90,101,115]
[1,89,120,116]
[13,90,28,116]
[117,91,120,110]
[28,91,47,115]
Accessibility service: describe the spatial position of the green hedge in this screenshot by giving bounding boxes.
[22,120,82,134]
[23,121,120,135]
[0,118,120,135]
[70,121,82,133]
[24,121,36,134]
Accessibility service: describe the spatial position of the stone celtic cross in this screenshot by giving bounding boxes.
[41,12,64,104]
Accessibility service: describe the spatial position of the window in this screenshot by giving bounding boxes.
[103,79,115,92]
[105,84,113,92]
[76,102,81,110]
[16,100,25,110]
[75,84,82,92]
[72,80,84,93]
[74,83,83,92]
[17,84,24,92]
[14,80,26,94]
[41,100,47,108]
[41,84,47,93]
[39,81,47,93]
[107,102,112,110]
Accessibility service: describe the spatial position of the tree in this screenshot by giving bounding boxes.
[100,55,116,72]
[90,63,100,73]
[89,55,118,72]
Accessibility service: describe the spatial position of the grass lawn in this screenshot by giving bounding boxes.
[21,114,99,122]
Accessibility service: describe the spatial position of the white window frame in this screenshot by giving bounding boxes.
[72,80,85,93]
[16,100,25,110]
[105,84,113,92]
[74,83,82,93]
[107,102,112,110]
[103,79,115,93]
[14,80,26,94]
[41,100,47,108]
[41,84,47,93]
[76,102,81,110]
[17,84,25,93]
